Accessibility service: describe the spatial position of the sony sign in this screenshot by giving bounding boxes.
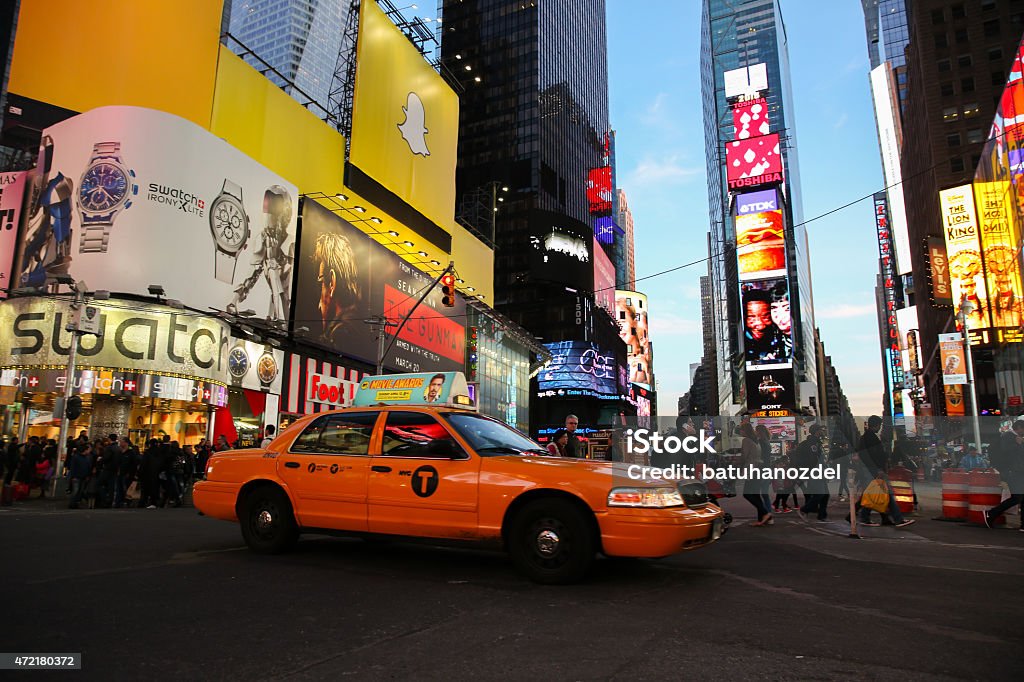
[0,296,230,384]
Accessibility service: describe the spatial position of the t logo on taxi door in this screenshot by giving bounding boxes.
[412,465,439,498]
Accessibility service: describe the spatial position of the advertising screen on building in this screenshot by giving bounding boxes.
[938,333,967,385]
[732,98,770,140]
[536,341,619,399]
[725,134,783,190]
[587,167,613,215]
[875,194,904,398]
[939,185,990,333]
[735,209,786,280]
[225,337,285,394]
[741,277,792,369]
[723,63,768,100]
[745,367,795,413]
[294,199,465,373]
[594,216,618,245]
[12,106,298,323]
[594,242,616,316]
[615,290,652,388]
[0,171,28,298]
[973,181,1024,336]
[529,209,593,290]
[349,0,458,235]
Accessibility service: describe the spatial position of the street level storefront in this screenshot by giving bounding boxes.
[277,352,369,430]
[0,295,230,446]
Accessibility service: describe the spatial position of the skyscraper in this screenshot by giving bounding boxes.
[700,0,815,416]
[617,188,636,290]
[443,1,625,433]
[226,0,351,116]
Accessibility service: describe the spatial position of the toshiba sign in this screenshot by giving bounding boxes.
[308,372,358,407]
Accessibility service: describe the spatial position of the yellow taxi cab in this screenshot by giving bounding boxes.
[193,372,724,583]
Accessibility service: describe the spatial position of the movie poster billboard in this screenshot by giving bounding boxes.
[735,208,786,280]
[294,199,465,373]
[938,333,967,385]
[745,367,795,413]
[973,181,1024,337]
[939,185,991,333]
[740,277,792,368]
[0,171,28,299]
[725,133,783,191]
[615,290,652,388]
[12,106,298,323]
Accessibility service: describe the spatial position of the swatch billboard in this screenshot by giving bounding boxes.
[12,106,298,323]
[294,199,466,373]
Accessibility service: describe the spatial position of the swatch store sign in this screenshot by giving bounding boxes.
[12,106,298,324]
[0,297,230,405]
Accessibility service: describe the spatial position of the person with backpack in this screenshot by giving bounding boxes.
[983,420,1024,531]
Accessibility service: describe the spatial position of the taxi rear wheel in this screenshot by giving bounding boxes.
[240,486,299,554]
[509,499,595,584]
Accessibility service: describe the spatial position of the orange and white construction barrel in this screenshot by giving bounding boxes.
[888,466,915,514]
[967,468,1005,526]
[940,469,969,520]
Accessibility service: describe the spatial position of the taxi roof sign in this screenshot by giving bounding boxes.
[352,372,476,410]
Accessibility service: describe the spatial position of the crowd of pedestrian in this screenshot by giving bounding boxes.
[1,430,217,509]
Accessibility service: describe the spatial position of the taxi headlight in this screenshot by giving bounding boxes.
[608,487,685,508]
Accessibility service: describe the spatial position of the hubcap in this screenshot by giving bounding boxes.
[536,528,560,556]
[256,508,274,532]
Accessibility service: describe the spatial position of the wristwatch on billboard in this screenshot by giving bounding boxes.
[257,345,279,391]
[227,342,250,388]
[209,179,250,283]
[78,142,137,254]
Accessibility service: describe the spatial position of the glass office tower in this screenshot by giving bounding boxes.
[700,0,816,415]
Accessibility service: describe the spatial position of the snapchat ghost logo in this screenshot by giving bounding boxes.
[397,92,430,156]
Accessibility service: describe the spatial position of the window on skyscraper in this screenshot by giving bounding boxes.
[943,107,959,122]
[957,55,972,68]
[937,58,952,72]
[950,157,965,173]
[989,47,1003,61]
[967,129,984,144]
[947,133,961,148]
[941,82,955,97]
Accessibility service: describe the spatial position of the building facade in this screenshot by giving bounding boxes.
[617,188,636,290]
[700,0,816,416]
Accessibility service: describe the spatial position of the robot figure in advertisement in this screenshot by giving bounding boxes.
[19,136,74,290]
[228,185,294,322]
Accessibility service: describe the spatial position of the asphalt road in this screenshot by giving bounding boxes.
[1,492,1022,681]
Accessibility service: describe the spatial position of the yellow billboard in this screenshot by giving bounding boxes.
[939,185,990,332]
[349,0,459,234]
[7,0,222,128]
[973,181,1024,334]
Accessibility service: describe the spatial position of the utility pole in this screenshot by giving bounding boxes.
[958,303,983,450]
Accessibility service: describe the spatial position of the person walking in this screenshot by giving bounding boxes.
[66,444,92,509]
[195,439,211,481]
[546,429,569,457]
[830,440,851,501]
[139,439,162,509]
[563,415,582,458]
[983,419,1024,531]
[856,416,915,528]
[3,437,21,486]
[754,424,775,515]
[739,422,772,526]
[795,424,830,522]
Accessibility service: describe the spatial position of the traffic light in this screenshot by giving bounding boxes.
[441,273,456,307]
[65,396,82,421]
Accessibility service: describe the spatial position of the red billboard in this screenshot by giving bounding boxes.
[587,167,613,215]
[725,134,783,190]
[732,98,770,140]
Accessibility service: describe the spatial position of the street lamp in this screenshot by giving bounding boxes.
[957,300,983,451]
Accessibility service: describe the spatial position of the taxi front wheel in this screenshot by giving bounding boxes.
[240,486,299,554]
[508,499,596,584]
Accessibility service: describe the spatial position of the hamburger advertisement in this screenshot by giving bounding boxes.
[736,208,786,280]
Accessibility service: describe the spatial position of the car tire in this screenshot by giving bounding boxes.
[240,486,299,554]
[508,498,596,584]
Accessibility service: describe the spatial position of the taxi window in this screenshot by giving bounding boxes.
[442,412,547,457]
[291,413,378,455]
[381,411,465,459]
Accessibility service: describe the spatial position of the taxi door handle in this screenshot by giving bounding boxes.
[371,465,392,473]
[284,462,300,469]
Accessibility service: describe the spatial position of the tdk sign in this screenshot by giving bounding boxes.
[737,189,779,215]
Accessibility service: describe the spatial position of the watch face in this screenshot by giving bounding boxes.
[228,347,249,378]
[80,162,129,212]
[257,353,278,384]
[211,197,248,252]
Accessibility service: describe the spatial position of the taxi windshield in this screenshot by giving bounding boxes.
[442,413,548,457]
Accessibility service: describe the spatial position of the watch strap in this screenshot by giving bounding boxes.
[80,225,111,254]
[215,248,238,283]
[221,179,243,202]
[91,141,122,161]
